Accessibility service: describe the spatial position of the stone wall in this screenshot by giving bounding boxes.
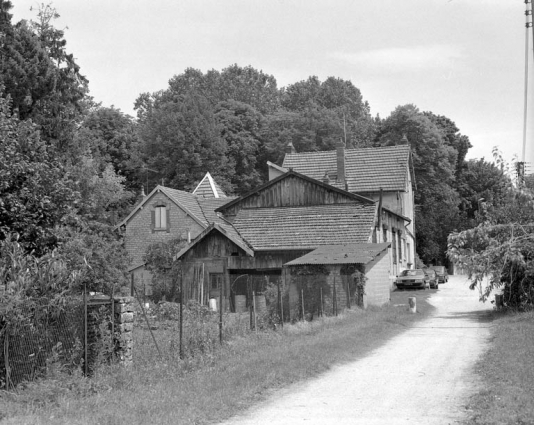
[86,296,134,372]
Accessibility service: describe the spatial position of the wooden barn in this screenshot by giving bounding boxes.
[173,170,408,317]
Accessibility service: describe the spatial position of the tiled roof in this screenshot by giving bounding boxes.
[282,145,410,193]
[198,197,236,224]
[232,203,376,251]
[160,187,207,226]
[117,183,234,229]
[197,197,246,246]
[192,172,227,198]
[285,243,390,266]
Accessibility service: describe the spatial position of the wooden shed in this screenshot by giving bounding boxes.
[284,243,391,317]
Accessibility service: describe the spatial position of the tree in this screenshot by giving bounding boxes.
[215,100,264,194]
[79,105,143,193]
[375,105,461,265]
[0,2,88,153]
[144,237,186,302]
[281,76,376,148]
[456,158,509,225]
[166,65,280,115]
[138,91,232,193]
[0,92,77,254]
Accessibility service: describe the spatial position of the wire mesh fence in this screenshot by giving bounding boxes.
[0,294,125,390]
[0,298,85,389]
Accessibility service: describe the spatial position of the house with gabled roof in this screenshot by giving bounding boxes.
[268,141,416,274]
[115,172,234,296]
[174,170,407,316]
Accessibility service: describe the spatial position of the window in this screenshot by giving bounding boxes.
[210,273,223,290]
[151,204,170,233]
[155,206,167,228]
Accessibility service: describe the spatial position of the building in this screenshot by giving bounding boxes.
[116,172,233,295]
[174,170,408,316]
[268,141,416,276]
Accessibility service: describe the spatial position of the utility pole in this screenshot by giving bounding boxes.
[523,1,533,162]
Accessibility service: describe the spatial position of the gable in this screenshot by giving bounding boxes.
[116,185,208,229]
[174,223,254,261]
[216,170,374,218]
[192,172,227,198]
[282,145,411,193]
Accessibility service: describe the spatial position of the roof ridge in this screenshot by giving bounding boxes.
[240,201,377,211]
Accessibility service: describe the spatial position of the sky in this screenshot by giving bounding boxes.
[11,0,534,166]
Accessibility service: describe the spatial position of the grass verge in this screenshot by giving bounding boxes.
[1,290,434,425]
[465,309,534,425]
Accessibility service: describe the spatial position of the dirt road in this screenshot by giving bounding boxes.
[221,275,492,425]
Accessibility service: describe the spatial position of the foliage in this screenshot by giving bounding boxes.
[0,92,78,254]
[448,154,534,308]
[0,2,88,146]
[54,221,130,294]
[375,104,462,265]
[66,156,133,224]
[215,100,264,193]
[281,76,376,148]
[138,90,232,193]
[143,238,187,302]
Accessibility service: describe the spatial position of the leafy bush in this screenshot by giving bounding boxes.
[448,154,534,309]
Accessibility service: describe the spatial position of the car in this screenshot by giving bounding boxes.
[430,266,448,283]
[395,269,430,290]
[423,268,439,289]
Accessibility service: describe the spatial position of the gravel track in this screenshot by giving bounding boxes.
[220,275,492,425]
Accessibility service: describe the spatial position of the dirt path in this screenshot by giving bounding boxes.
[220,275,492,425]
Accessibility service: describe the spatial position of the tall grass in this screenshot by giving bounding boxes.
[465,309,534,425]
[1,291,433,425]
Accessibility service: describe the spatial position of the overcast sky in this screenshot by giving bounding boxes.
[11,0,534,165]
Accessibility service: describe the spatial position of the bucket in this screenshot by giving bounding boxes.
[209,298,217,312]
[235,295,247,313]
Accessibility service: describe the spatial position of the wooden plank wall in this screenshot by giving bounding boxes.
[223,175,363,218]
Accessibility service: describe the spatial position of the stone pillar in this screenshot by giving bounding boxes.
[114,297,134,366]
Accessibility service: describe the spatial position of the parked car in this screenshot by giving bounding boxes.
[395,269,430,290]
[423,269,439,289]
[430,266,448,283]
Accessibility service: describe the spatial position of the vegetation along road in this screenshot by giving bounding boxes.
[221,275,492,425]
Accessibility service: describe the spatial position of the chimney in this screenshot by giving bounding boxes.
[336,140,345,185]
[285,141,296,155]
[401,134,409,144]
[136,186,147,205]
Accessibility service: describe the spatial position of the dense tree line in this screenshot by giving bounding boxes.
[1,1,513,285]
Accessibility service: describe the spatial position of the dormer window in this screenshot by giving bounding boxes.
[151,204,170,233]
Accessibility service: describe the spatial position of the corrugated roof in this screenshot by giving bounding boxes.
[232,203,376,251]
[282,145,410,193]
[285,243,390,266]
